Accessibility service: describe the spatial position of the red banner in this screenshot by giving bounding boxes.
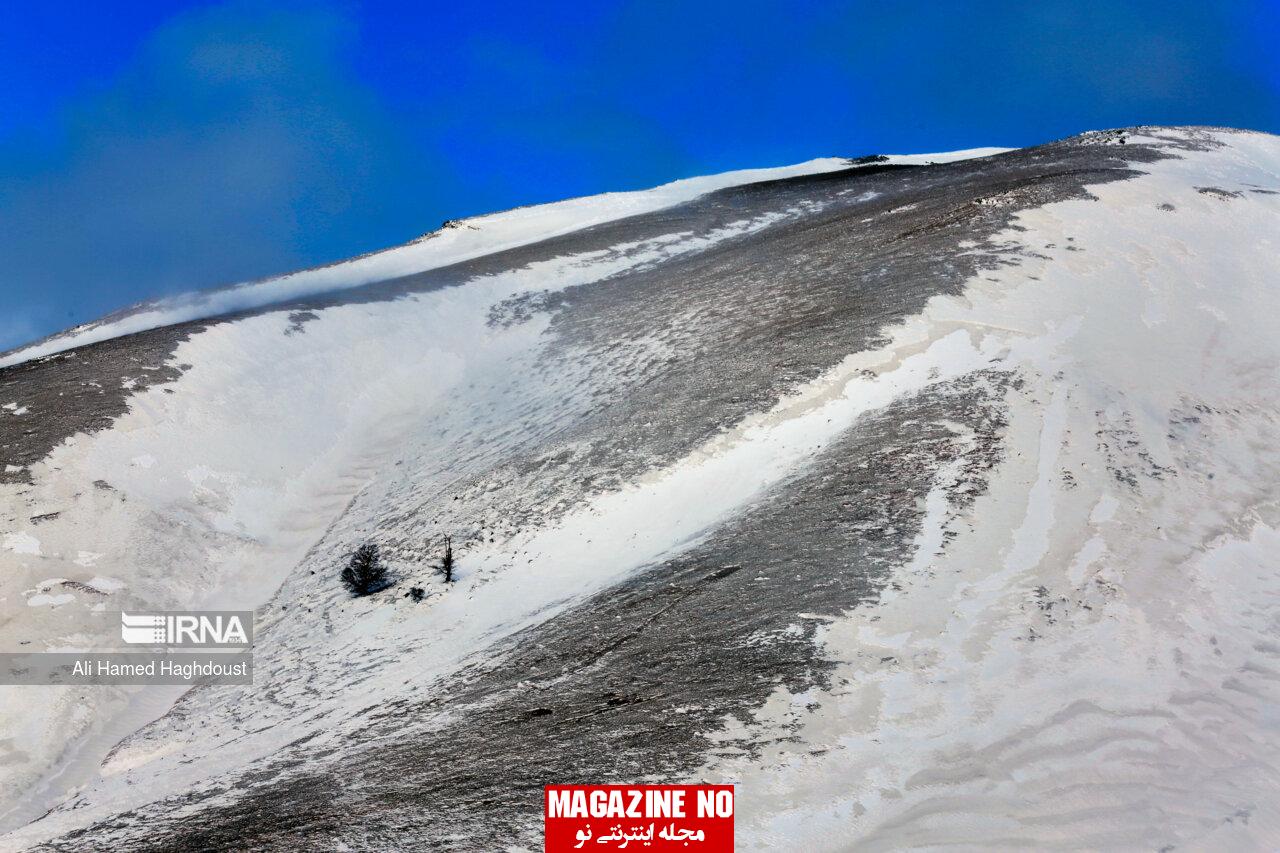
[544,785,734,852]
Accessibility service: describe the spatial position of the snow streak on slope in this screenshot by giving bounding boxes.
[0,149,1005,370]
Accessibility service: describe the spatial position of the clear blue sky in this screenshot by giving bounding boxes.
[2,0,1277,350]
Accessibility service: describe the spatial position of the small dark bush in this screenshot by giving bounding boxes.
[407,586,425,602]
[341,543,389,596]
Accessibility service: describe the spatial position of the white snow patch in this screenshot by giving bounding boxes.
[85,575,123,592]
[1089,492,1119,523]
[3,532,41,555]
[25,593,73,608]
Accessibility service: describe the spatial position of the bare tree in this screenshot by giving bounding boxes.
[437,535,455,584]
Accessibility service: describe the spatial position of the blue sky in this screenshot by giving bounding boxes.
[2,0,1278,350]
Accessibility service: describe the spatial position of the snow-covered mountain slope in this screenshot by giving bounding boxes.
[0,148,1006,372]
[2,127,1279,851]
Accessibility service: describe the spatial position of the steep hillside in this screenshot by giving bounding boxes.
[2,127,1279,851]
